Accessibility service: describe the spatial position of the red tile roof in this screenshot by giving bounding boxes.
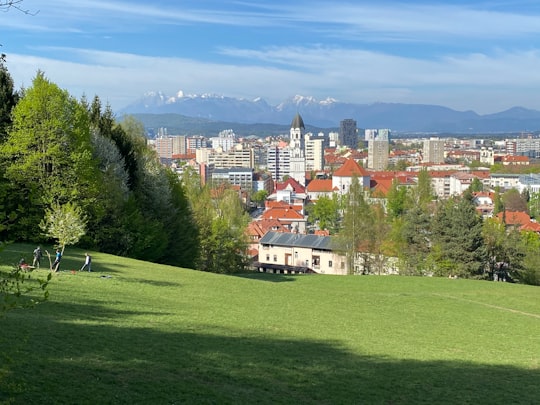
[333,158,369,177]
[306,179,333,192]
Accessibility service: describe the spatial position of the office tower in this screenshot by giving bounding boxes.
[339,119,358,149]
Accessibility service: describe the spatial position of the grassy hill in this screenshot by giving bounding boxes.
[1,243,539,404]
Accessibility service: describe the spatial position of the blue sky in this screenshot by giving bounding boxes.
[3,0,540,114]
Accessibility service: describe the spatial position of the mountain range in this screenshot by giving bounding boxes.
[118,91,540,135]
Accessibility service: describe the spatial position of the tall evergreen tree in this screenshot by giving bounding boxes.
[431,195,486,277]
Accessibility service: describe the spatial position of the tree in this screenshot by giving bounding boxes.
[493,188,504,215]
[335,176,372,274]
[306,194,340,233]
[386,179,408,219]
[431,195,486,277]
[39,202,86,259]
[251,190,268,208]
[469,177,484,192]
[528,191,540,219]
[370,203,392,275]
[520,231,540,285]
[0,72,98,241]
[502,188,528,213]
[0,59,18,142]
[400,204,432,275]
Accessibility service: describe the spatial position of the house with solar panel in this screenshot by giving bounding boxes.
[254,231,349,275]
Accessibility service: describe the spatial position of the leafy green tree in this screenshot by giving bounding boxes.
[0,72,98,241]
[408,168,434,210]
[469,177,484,192]
[370,203,392,275]
[502,188,528,212]
[386,179,408,219]
[493,188,504,215]
[40,202,86,257]
[528,191,540,219]
[307,194,340,233]
[335,176,372,274]
[520,231,540,285]
[251,190,268,208]
[182,169,247,273]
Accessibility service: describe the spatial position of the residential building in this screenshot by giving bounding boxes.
[423,137,445,164]
[211,167,254,192]
[255,232,348,275]
[304,134,324,171]
[267,145,290,183]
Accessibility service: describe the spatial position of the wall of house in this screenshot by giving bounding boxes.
[258,244,348,275]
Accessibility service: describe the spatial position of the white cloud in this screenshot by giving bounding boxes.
[8,45,540,114]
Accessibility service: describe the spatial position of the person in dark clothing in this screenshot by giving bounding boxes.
[32,246,42,268]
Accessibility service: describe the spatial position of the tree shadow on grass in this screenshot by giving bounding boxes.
[233,272,298,283]
[1,306,538,405]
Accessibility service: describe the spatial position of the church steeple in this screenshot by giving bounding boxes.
[289,113,305,151]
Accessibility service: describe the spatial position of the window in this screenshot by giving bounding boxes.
[266,254,270,261]
[273,255,277,262]
[329,260,333,267]
[341,262,345,269]
[294,251,298,258]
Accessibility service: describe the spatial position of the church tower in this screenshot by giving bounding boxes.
[289,113,306,186]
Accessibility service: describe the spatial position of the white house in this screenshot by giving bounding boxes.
[255,232,348,275]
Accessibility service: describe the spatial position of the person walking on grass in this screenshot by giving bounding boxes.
[32,246,42,268]
[80,252,92,272]
[52,249,62,272]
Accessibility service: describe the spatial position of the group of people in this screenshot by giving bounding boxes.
[19,247,92,272]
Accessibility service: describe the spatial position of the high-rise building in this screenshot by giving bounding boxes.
[423,137,445,163]
[367,129,390,170]
[304,134,324,171]
[339,119,358,149]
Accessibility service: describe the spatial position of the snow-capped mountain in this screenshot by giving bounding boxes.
[118,91,540,132]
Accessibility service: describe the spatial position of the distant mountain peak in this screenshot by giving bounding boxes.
[119,91,540,132]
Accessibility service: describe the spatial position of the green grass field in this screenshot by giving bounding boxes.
[1,243,539,404]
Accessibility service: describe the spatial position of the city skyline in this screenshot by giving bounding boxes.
[3,1,540,114]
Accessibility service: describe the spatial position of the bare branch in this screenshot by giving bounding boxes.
[1,0,38,15]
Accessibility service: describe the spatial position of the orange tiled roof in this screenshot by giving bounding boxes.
[275,177,306,193]
[306,179,333,192]
[495,211,531,226]
[333,158,369,177]
[262,207,304,220]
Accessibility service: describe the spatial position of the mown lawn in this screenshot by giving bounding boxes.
[1,243,539,404]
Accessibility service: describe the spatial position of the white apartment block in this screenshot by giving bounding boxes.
[211,167,254,191]
[304,135,324,171]
[368,139,389,170]
[267,146,291,182]
[505,137,540,158]
[209,144,254,169]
